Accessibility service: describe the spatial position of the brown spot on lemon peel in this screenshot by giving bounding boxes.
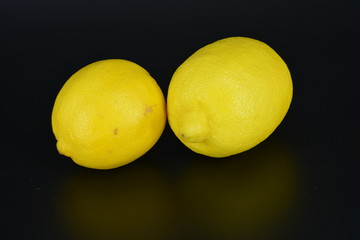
[144,105,153,116]
[113,128,118,135]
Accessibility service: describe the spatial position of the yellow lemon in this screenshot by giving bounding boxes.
[167,37,292,157]
[51,59,166,169]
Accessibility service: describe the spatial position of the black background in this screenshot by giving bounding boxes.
[1,0,359,239]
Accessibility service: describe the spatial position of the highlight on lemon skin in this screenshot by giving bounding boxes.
[167,37,293,158]
[51,59,167,170]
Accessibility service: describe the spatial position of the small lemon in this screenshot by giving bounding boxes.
[167,37,293,157]
[51,59,166,169]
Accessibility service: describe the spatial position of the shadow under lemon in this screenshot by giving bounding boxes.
[56,158,177,240]
[176,138,301,239]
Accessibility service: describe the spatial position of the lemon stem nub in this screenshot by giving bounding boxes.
[56,141,71,157]
[179,110,210,143]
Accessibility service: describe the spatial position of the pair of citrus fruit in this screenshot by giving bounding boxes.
[51,37,293,169]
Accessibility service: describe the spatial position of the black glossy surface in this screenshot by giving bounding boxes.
[1,0,359,239]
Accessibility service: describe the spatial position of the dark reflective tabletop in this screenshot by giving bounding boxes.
[1,0,359,239]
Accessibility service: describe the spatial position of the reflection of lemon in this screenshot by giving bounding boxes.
[167,37,293,157]
[58,162,175,240]
[178,139,299,239]
[51,59,166,169]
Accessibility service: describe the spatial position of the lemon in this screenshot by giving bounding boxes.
[167,37,293,157]
[51,59,166,169]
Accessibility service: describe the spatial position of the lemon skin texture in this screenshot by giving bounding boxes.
[167,37,293,157]
[52,59,166,169]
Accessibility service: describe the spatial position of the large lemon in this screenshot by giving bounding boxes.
[52,59,166,169]
[167,37,293,157]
